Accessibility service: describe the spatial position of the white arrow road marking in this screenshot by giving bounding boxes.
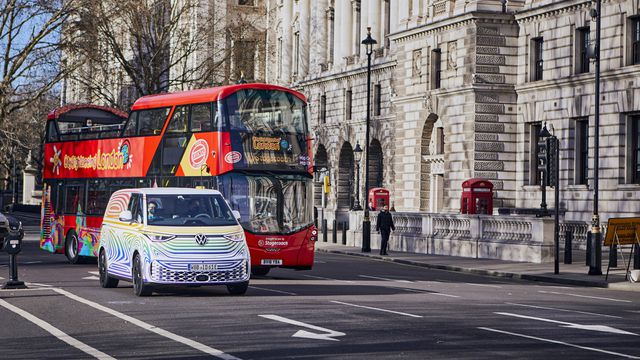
[538,290,632,303]
[359,275,412,283]
[495,312,637,336]
[259,314,345,341]
[479,327,640,359]
[88,271,100,276]
[331,300,423,318]
[0,276,4,280]
[82,276,100,280]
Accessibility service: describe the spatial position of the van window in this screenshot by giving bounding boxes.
[128,194,143,223]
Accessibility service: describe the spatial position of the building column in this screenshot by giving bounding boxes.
[398,0,410,28]
[367,0,380,44]
[312,0,328,73]
[340,0,353,63]
[300,0,310,78]
[281,0,293,83]
[389,0,398,34]
[327,5,335,66]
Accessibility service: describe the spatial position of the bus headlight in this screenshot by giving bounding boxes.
[224,232,245,242]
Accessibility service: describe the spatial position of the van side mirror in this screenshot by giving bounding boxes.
[232,210,241,221]
[119,210,133,223]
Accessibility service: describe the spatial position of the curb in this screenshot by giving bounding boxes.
[316,247,626,290]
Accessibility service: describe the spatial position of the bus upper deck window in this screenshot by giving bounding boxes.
[123,112,138,136]
[190,103,212,132]
[46,121,59,142]
[167,106,188,133]
[138,108,169,136]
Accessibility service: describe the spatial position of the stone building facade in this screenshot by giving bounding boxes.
[266,0,640,225]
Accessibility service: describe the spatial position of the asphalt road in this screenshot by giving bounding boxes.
[1,229,639,359]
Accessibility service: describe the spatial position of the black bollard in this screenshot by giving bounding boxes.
[586,232,592,266]
[332,220,337,244]
[634,243,640,270]
[322,219,328,242]
[342,221,347,245]
[609,244,618,268]
[564,230,572,264]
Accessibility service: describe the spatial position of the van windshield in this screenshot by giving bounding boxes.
[146,194,237,227]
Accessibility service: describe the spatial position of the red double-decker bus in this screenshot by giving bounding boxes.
[40,84,317,275]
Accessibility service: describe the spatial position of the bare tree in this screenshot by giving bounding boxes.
[66,0,269,108]
[0,0,77,129]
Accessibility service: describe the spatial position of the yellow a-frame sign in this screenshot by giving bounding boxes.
[603,218,640,281]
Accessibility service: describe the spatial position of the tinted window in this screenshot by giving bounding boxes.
[162,136,188,174]
[191,103,212,132]
[64,183,85,214]
[138,108,170,136]
[225,90,307,133]
[122,112,138,136]
[128,194,143,223]
[166,106,188,133]
[146,194,237,226]
[86,180,110,215]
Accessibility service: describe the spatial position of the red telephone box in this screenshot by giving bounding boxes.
[460,178,494,215]
[368,188,390,210]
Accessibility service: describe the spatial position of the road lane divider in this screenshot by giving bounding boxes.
[495,312,637,336]
[302,275,355,283]
[538,290,632,303]
[330,300,423,318]
[479,327,640,359]
[249,286,297,296]
[359,275,412,283]
[259,314,345,341]
[401,288,461,298]
[51,288,242,360]
[0,298,115,360]
[505,302,622,319]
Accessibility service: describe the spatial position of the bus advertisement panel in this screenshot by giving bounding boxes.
[40,84,317,276]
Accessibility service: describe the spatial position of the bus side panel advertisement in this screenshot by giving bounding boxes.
[43,137,161,178]
[175,133,220,176]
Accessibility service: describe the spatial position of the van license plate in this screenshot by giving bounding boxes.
[261,259,282,265]
[190,264,217,271]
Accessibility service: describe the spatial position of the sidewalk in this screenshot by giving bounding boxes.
[315,241,640,292]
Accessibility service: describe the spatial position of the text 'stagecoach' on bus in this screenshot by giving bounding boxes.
[40,84,318,276]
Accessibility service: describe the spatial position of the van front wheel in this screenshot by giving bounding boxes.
[132,254,152,297]
[227,281,249,295]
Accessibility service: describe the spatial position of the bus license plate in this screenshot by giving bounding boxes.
[261,259,282,265]
[190,264,217,271]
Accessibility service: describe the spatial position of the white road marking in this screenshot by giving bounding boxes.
[506,302,622,319]
[429,293,461,298]
[24,261,42,264]
[82,276,100,280]
[249,286,297,296]
[52,288,242,360]
[479,327,640,359]
[88,271,100,276]
[538,290,632,303]
[259,314,345,341]
[26,282,55,288]
[314,261,327,264]
[359,275,412,283]
[331,300,423,318]
[0,276,4,280]
[464,283,502,288]
[495,312,637,336]
[0,298,115,359]
[302,275,354,283]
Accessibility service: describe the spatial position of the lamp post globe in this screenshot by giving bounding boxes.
[361,27,377,253]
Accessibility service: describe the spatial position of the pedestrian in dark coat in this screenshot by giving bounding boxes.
[376,205,395,255]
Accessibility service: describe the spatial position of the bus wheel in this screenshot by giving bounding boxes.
[226,281,249,295]
[132,254,152,297]
[99,249,119,288]
[251,266,270,276]
[65,231,80,264]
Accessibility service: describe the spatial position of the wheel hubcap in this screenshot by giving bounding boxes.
[69,236,77,258]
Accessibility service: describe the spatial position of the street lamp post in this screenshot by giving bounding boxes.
[538,124,552,215]
[352,143,363,211]
[361,27,377,253]
[589,0,603,275]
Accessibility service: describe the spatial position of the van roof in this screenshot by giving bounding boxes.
[120,187,223,196]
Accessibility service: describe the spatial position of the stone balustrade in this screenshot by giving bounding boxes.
[337,212,589,263]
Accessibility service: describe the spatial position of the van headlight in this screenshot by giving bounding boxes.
[143,232,176,242]
[224,232,245,242]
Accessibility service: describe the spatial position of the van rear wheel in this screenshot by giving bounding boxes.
[251,266,270,276]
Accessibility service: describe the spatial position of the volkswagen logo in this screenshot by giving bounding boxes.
[195,234,208,246]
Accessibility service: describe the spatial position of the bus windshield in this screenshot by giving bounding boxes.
[218,173,312,234]
[146,194,238,227]
[224,89,307,134]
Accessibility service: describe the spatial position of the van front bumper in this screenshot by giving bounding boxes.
[149,258,250,284]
